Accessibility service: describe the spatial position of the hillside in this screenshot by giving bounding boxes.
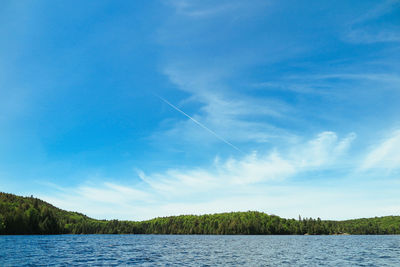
[1,192,399,235]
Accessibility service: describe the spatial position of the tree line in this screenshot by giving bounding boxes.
[1,192,399,235]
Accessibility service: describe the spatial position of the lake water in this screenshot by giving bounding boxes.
[1,235,400,266]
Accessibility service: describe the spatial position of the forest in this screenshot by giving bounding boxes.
[1,192,399,235]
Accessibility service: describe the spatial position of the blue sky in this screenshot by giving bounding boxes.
[1,0,400,220]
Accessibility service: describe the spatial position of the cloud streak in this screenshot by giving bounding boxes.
[344,0,400,44]
[155,93,243,153]
[41,131,359,220]
[360,129,400,171]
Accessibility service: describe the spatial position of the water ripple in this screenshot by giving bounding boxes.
[1,235,400,266]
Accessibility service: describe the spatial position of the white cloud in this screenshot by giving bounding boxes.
[170,0,236,18]
[294,131,356,169]
[360,129,400,171]
[334,132,357,155]
[168,0,263,19]
[39,181,152,220]
[146,131,355,191]
[344,0,400,44]
[350,0,399,25]
[41,131,356,220]
[306,73,400,84]
[78,182,151,204]
[154,66,292,147]
[42,180,400,221]
[345,28,400,44]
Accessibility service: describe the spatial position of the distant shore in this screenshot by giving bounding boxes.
[1,192,399,235]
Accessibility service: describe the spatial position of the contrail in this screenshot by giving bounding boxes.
[155,94,243,153]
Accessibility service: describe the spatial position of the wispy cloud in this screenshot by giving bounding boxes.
[152,65,293,149]
[39,181,152,220]
[153,0,304,149]
[42,131,357,220]
[155,94,243,153]
[360,129,400,171]
[168,0,261,18]
[147,131,355,188]
[350,0,400,25]
[296,73,400,84]
[345,28,400,44]
[344,0,400,44]
[294,132,356,169]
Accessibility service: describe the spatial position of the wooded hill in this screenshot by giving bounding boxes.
[1,192,399,235]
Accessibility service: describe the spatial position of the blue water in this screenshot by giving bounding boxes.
[1,235,400,266]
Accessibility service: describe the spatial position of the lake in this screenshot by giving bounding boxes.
[1,235,399,266]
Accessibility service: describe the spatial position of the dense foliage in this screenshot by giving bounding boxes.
[1,192,399,235]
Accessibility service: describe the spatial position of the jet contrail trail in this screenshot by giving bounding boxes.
[155,94,243,153]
